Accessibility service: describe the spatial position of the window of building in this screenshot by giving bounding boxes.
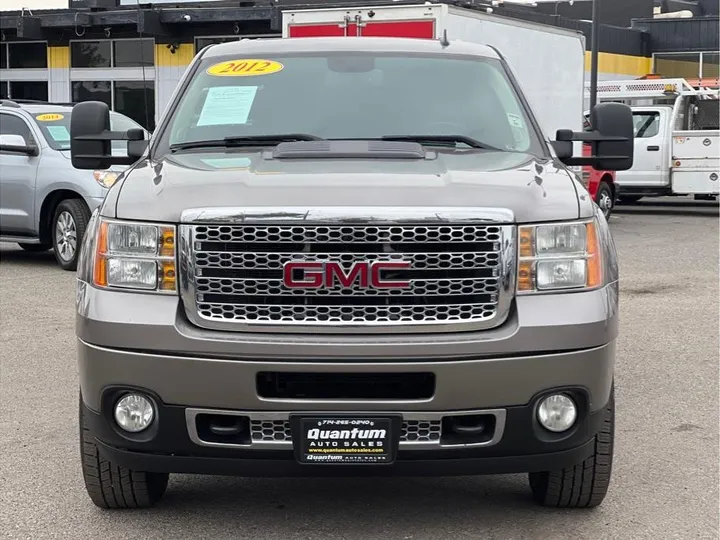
[71,41,111,68]
[0,44,7,69]
[70,39,156,130]
[0,81,7,99]
[654,53,701,80]
[72,81,111,106]
[113,39,154,67]
[703,52,719,79]
[8,42,47,69]
[9,82,49,101]
[71,80,155,130]
[632,112,660,139]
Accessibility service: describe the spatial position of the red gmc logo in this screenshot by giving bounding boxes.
[283,261,411,289]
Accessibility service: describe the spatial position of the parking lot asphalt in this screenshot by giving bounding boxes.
[1,198,718,540]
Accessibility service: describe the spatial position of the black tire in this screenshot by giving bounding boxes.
[528,387,614,508]
[52,199,90,271]
[18,243,51,252]
[79,394,169,509]
[595,181,614,220]
[618,195,642,204]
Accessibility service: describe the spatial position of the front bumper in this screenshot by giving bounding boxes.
[82,385,609,477]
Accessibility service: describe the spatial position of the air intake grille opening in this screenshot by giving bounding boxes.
[256,372,435,400]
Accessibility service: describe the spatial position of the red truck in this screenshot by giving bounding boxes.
[582,143,616,219]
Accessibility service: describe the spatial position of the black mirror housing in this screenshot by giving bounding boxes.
[71,101,112,170]
[552,103,634,172]
[70,101,146,170]
[591,103,634,171]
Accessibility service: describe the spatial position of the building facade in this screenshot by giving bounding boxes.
[1,0,717,129]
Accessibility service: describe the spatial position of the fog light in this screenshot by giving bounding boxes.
[114,394,154,433]
[537,394,577,433]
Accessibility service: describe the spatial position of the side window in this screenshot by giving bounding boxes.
[632,112,660,139]
[0,114,34,144]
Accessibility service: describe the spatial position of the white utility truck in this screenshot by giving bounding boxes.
[282,2,587,154]
[592,78,719,202]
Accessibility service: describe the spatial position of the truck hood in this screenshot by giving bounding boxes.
[112,149,585,224]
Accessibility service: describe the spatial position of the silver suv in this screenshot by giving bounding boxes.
[0,100,145,269]
[69,37,634,510]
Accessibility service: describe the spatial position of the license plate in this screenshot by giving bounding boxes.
[293,416,398,465]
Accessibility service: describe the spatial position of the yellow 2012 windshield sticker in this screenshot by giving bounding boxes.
[207,59,284,77]
[36,113,64,122]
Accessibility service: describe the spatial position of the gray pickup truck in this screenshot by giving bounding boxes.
[70,37,633,510]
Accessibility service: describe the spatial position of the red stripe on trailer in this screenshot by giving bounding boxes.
[361,20,435,39]
[288,24,349,37]
[287,20,435,39]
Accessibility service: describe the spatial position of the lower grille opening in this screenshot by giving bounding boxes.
[257,372,435,400]
[441,414,496,445]
[196,413,251,445]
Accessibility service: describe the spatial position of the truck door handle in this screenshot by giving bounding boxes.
[647,145,660,151]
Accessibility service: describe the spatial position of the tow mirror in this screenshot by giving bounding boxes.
[70,101,145,170]
[553,103,634,171]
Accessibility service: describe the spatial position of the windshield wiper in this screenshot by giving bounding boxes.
[380,135,503,151]
[170,134,323,152]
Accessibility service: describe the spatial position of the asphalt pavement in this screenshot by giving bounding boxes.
[1,198,718,540]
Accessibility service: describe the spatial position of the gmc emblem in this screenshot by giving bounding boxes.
[283,261,411,289]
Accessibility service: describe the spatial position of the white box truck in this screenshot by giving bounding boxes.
[281,2,587,153]
[592,78,720,201]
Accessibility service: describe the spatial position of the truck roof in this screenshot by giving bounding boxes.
[202,36,502,60]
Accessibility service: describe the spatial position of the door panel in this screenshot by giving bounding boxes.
[0,114,40,235]
[615,110,668,188]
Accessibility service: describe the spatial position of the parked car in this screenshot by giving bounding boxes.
[0,100,148,270]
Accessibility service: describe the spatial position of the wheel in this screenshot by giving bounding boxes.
[79,394,169,509]
[52,199,90,271]
[18,243,51,252]
[618,195,642,204]
[595,181,614,220]
[528,387,614,508]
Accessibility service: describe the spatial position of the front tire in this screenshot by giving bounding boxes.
[52,199,90,271]
[595,181,614,220]
[80,395,169,509]
[528,387,614,508]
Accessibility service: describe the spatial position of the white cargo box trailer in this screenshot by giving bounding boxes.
[282,2,587,150]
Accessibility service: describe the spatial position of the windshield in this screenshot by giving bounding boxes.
[33,110,145,152]
[155,52,544,157]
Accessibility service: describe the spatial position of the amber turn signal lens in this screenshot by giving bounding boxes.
[160,227,175,258]
[585,222,602,288]
[159,261,177,291]
[519,226,533,258]
[93,221,109,287]
[517,261,534,292]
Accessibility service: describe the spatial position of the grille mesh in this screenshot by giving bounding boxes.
[249,419,441,443]
[188,223,506,329]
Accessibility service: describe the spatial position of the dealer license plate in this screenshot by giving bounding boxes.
[294,417,397,465]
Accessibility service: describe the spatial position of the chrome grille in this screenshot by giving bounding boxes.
[250,419,441,444]
[180,207,515,333]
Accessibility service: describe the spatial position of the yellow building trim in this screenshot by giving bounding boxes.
[47,46,70,69]
[155,44,195,67]
[584,51,652,76]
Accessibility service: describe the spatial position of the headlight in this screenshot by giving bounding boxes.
[94,170,121,188]
[93,219,176,293]
[517,220,602,293]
